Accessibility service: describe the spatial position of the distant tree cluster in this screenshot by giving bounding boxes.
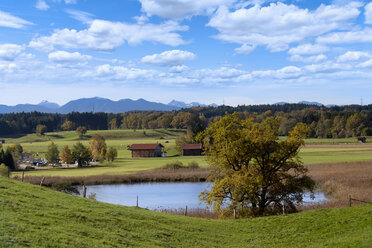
[0,144,15,170]
[43,134,118,167]
[1,104,372,139]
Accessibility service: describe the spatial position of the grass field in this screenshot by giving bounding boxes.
[3,130,372,178]
[1,176,371,247]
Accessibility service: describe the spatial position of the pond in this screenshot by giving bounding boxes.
[78,182,328,210]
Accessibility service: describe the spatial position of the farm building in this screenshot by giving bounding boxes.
[128,143,164,158]
[182,144,202,156]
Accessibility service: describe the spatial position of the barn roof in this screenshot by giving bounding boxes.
[128,143,164,150]
[182,144,202,150]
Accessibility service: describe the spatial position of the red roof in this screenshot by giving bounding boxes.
[128,143,164,150]
[182,144,202,150]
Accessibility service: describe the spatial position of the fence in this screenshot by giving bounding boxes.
[349,195,372,207]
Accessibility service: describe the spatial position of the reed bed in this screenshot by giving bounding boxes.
[13,167,210,186]
[304,161,372,209]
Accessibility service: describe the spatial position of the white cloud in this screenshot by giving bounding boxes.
[290,54,327,63]
[36,0,50,10]
[93,64,157,80]
[252,66,302,79]
[304,61,351,74]
[139,0,235,19]
[337,51,371,62]
[66,9,93,24]
[317,28,372,44]
[133,15,149,24]
[170,65,189,73]
[357,59,372,68]
[29,20,188,52]
[51,0,77,4]
[141,50,196,66]
[288,43,329,55]
[208,2,361,53]
[161,76,198,85]
[0,44,24,61]
[48,51,91,65]
[234,44,256,54]
[365,2,372,24]
[0,10,33,29]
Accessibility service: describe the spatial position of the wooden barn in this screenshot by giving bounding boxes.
[128,143,164,158]
[182,144,202,156]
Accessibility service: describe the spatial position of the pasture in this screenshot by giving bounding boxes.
[2,130,372,178]
[1,176,371,247]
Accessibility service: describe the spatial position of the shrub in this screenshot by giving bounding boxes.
[0,163,9,177]
[163,160,184,169]
[187,161,200,169]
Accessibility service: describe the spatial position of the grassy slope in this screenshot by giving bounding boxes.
[1,177,372,247]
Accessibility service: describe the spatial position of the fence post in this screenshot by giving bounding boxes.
[82,185,87,198]
[184,205,188,216]
[136,195,138,207]
[21,171,24,182]
[234,208,236,219]
[349,195,352,207]
[40,177,45,186]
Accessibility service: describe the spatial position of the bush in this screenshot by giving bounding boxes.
[187,161,200,169]
[0,163,9,177]
[163,160,184,169]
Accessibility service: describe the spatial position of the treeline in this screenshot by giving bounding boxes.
[1,103,372,138]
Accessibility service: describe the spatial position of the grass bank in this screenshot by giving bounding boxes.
[1,176,371,247]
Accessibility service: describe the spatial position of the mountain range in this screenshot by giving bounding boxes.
[0,97,218,114]
[274,101,336,107]
[0,98,338,114]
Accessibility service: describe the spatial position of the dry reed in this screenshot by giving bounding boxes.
[13,168,211,186]
[301,161,372,210]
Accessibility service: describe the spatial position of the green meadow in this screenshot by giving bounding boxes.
[1,176,371,247]
[2,130,372,178]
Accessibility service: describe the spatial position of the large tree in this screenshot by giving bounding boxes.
[61,120,75,131]
[36,124,47,136]
[105,147,118,162]
[197,113,315,217]
[72,142,92,167]
[89,134,107,161]
[76,126,87,139]
[7,144,23,162]
[45,142,59,164]
[60,145,73,164]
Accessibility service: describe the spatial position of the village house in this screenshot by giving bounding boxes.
[128,143,165,158]
[182,144,202,156]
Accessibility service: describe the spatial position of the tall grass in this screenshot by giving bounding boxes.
[304,161,372,209]
[14,167,210,186]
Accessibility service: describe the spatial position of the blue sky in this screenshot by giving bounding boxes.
[0,0,372,106]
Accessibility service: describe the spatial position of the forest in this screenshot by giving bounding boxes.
[1,103,372,138]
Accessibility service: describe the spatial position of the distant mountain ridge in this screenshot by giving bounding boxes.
[0,98,340,114]
[0,97,218,114]
[274,101,336,107]
[168,100,218,108]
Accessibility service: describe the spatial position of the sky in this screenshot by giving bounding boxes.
[0,0,372,106]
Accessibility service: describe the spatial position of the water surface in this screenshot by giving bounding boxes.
[80,182,327,210]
